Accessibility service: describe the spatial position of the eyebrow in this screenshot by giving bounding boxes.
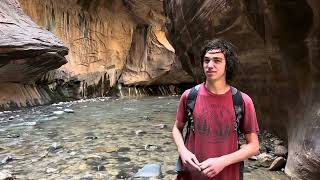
[204,56,223,60]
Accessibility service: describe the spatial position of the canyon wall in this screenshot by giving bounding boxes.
[164,0,320,179]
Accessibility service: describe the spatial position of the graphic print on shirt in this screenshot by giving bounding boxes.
[194,103,234,144]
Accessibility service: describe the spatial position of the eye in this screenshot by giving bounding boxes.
[204,58,210,63]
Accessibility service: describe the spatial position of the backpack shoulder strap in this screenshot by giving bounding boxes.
[186,84,201,112]
[231,86,244,134]
[183,84,200,142]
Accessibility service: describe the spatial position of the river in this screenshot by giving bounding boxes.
[0,96,289,179]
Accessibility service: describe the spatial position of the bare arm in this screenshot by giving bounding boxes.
[223,132,259,165]
[200,132,259,177]
[172,121,201,171]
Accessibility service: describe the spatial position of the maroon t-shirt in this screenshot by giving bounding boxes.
[176,84,259,180]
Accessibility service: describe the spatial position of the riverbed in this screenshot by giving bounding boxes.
[0,96,289,179]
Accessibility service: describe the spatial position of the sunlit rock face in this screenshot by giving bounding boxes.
[164,0,320,179]
[0,0,68,109]
[18,0,193,96]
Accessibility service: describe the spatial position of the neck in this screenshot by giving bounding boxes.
[204,79,230,94]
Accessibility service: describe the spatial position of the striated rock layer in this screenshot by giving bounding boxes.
[164,0,320,179]
[18,0,193,98]
[0,0,68,109]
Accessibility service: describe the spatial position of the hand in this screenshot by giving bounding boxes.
[199,157,229,178]
[179,148,201,171]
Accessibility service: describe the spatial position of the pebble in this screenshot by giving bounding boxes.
[47,142,63,152]
[64,109,74,113]
[53,111,64,115]
[135,130,146,136]
[0,170,13,179]
[142,116,151,121]
[144,144,158,151]
[46,168,58,173]
[154,124,167,129]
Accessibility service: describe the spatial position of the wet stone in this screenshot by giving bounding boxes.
[79,174,93,180]
[64,109,74,113]
[117,157,131,162]
[166,170,176,175]
[116,170,131,179]
[142,116,151,121]
[1,155,13,164]
[84,136,98,140]
[47,142,63,153]
[91,164,106,171]
[144,144,158,151]
[135,130,146,136]
[46,168,58,173]
[118,147,130,152]
[133,163,162,178]
[53,111,64,115]
[0,170,13,180]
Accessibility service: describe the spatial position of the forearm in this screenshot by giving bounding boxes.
[222,134,259,166]
[172,124,187,152]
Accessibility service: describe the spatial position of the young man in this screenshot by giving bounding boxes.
[172,39,260,180]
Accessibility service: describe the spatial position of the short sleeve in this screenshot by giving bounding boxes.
[240,92,259,134]
[176,89,190,123]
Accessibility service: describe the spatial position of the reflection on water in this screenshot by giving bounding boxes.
[0,96,289,179]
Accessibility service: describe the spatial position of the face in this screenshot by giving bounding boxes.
[203,49,227,82]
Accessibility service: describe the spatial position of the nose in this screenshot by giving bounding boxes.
[207,60,214,68]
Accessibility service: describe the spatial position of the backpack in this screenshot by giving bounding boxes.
[176,84,244,179]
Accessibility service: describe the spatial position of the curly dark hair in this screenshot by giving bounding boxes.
[200,39,240,83]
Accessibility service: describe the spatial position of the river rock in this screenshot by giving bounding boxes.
[92,164,106,171]
[1,155,13,164]
[274,145,288,157]
[144,144,158,151]
[64,109,74,113]
[83,155,102,161]
[53,111,64,115]
[142,116,151,121]
[257,153,274,167]
[84,136,98,140]
[274,140,283,145]
[135,130,146,136]
[155,124,167,129]
[47,142,63,152]
[249,156,258,161]
[79,174,93,180]
[133,163,162,178]
[269,157,286,171]
[0,170,13,180]
[46,168,58,173]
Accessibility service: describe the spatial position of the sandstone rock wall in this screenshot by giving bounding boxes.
[164,0,320,179]
[18,0,193,97]
[0,0,68,109]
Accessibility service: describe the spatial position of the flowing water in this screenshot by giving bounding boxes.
[0,96,289,180]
